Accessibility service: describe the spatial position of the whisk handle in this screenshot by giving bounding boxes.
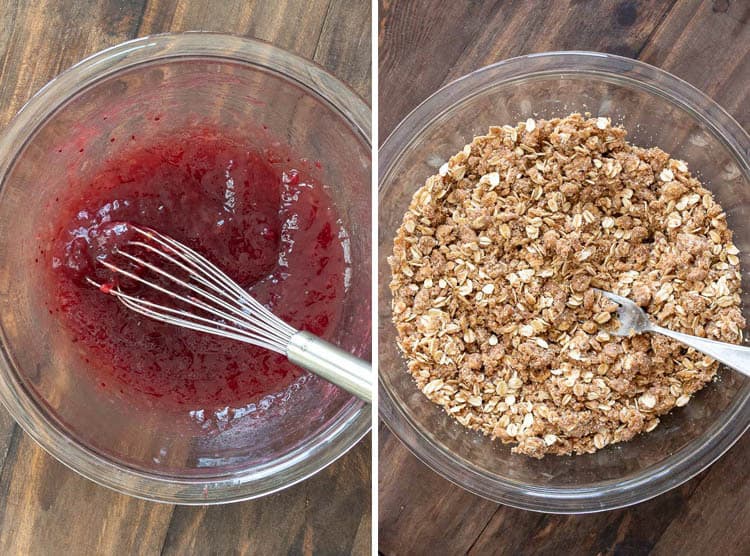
[287,331,372,403]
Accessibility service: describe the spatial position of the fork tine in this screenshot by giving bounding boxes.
[593,288,648,337]
[593,288,631,307]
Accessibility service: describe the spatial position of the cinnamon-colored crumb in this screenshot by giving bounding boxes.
[388,113,744,458]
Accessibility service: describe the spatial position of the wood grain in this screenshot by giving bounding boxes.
[379,1,750,554]
[0,1,371,554]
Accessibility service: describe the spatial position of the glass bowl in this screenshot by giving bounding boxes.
[379,51,750,513]
[0,33,371,503]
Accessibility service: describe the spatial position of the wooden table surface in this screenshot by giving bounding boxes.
[0,1,371,554]
[379,1,750,554]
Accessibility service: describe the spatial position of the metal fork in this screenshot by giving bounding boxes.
[596,289,750,377]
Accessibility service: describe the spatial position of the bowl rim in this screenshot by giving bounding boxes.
[378,50,750,514]
[0,32,371,504]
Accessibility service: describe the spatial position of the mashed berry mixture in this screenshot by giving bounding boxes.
[43,127,348,413]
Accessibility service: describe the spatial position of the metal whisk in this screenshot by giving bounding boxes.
[86,225,371,402]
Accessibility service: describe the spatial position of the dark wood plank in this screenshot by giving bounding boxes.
[639,0,750,129]
[136,0,370,101]
[378,424,500,555]
[313,0,372,102]
[378,0,677,142]
[379,1,750,554]
[0,432,173,554]
[650,429,750,555]
[162,436,372,556]
[0,1,371,554]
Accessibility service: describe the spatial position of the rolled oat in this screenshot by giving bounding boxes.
[388,114,744,458]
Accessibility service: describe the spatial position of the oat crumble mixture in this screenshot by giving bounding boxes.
[388,113,745,458]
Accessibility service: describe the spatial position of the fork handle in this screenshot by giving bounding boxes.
[287,331,372,403]
[651,325,750,378]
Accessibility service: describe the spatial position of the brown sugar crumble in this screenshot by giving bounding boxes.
[388,113,744,458]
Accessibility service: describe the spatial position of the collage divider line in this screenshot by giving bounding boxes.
[370,0,379,553]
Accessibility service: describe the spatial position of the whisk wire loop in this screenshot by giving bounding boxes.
[86,226,295,354]
[132,227,296,341]
[85,224,372,402]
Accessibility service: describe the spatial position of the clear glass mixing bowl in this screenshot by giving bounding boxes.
[379,51,750,513]
[0,33,371,503]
